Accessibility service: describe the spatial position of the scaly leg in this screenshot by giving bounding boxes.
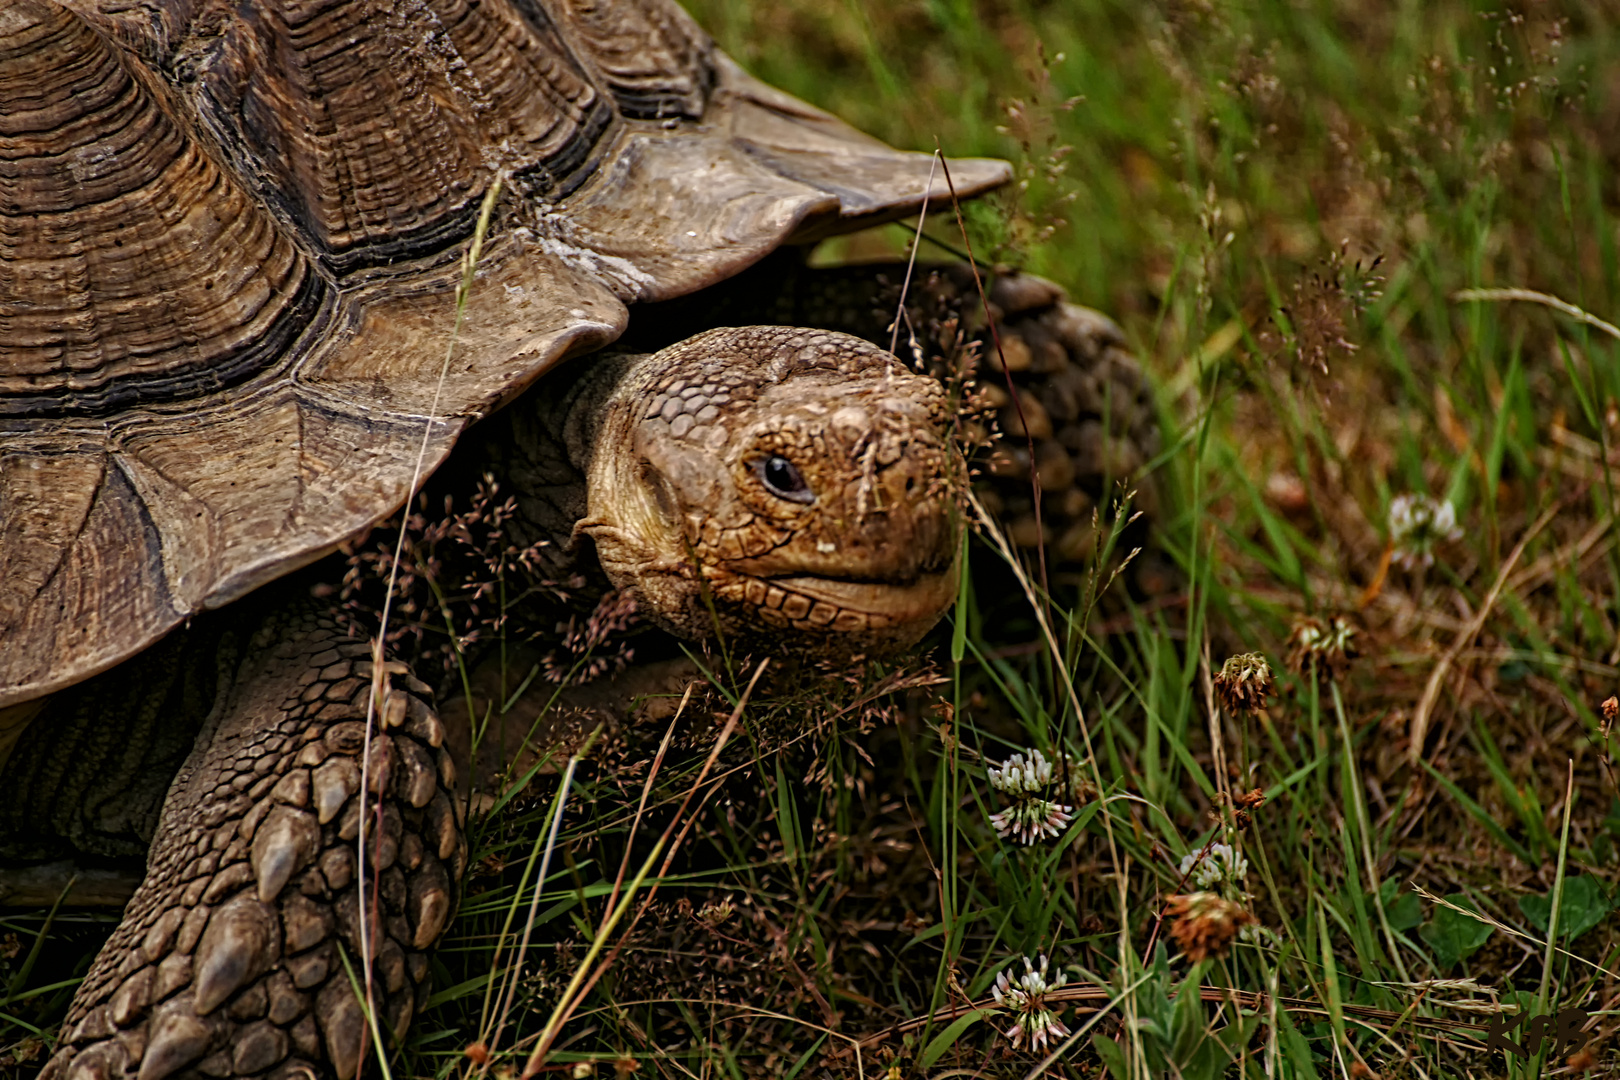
[41,606,465,1080]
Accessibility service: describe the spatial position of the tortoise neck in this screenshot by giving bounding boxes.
[451,350,644,562]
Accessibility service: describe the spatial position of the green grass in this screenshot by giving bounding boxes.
[481,1,1617,1074]
[6,2,1620,1077]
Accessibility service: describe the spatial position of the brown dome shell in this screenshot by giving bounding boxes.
[0,0,1009,707]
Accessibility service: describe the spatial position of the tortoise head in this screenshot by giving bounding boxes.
[577,327,963,656]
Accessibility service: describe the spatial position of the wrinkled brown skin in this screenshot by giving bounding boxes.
[625,255,1162,570]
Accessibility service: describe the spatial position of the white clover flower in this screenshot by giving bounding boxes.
[1178,842,1249,890]
[988,748,1056,794]
[991,954,1071,1052]
[1389,493,1461,571]
[989,798,1075,845]
[987,749,1073,845]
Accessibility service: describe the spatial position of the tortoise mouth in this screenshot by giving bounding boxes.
[744,565,959,638]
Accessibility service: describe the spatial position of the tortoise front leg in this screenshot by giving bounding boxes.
[42,610,465,1080]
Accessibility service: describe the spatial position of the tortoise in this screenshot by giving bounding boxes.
[0,1,1158,1077]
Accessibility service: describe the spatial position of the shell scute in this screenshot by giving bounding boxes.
[194,0,617,274]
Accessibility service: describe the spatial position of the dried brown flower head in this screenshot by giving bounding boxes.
[1285,615,1358,682]
[1165,892,1257,962]
[1601,696,1618,722]
[1232,787,1267,810]
[1214,653,1274,713]
[1229,788,1265,828]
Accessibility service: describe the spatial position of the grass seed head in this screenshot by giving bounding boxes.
[697,898,736,926]
[1264,246,1384,387]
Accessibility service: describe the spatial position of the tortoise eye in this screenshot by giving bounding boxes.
[757,455,814,504]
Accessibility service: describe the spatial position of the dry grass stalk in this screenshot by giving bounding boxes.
[1407,505,1556,762]
[518,659,770,1078]
[358,176,506,1079]
[1453,288,1620,344]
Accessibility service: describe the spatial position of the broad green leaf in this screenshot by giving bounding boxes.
[1518,875,1612,940]
[1091,1030,1129,1078]
[1420,895,1494,968]
[1274,1007,1323,1080]
[1376,879,1423,932]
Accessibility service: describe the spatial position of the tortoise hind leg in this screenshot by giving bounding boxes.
[42,608,465,1080]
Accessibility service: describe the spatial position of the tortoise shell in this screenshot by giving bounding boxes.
[0,0,1008,707]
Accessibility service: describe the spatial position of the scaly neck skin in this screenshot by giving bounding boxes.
[458,351,642,571]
